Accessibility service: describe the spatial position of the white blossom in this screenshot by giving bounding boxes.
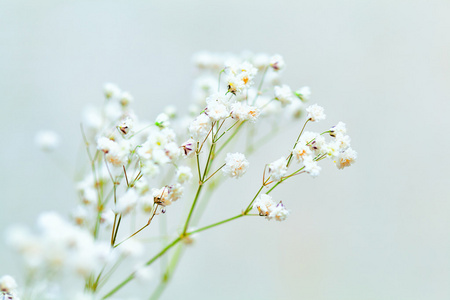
[189,114,211,141]
[295,86,311,102]
[0,275,18,293]
[230,102,259,122]
[104,82,121,99]
[176,166,193,184]
[222,153,249,178]
[120,91,134,106]
[274,85,295,105]
[330,121,347,137]
[269,54,285,71]
[306,104,326,122]
[335,148,357,169]
[267,157,288,181]
[304,158,321,177]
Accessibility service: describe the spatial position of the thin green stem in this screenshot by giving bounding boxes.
[215,121,245,156]
[187,214,245,236]
[286,119,310,167]
[102,238,181,299]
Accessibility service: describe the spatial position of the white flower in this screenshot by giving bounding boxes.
[252,53,270,70]
[335,134,351,150]
[253,194,276,216]
[226,74,245,95]
[304,158,321,177]
[267,157,288,181]
[141,160,160,177]
[268,202,289,221]
[306,104,326,122]
[294,86,311,102]
[116,189,138,215]
[0,275,18,293]
[176,166,193,184]
[119,91,133,106]
[269,54,285,71]
[189,114,211,141]
[164,142,181,161]
[292,143,312,163]
[253,195,289,221]
[274,85,295,105]
[155,113,170,128]
[335,148,357,169]
[104,82,121,99]
[222,153,249,178]
[181,138,196,157]
[118,117,134,135]
[35,130,60,152]
[97,137,119,154]
[230,102,260,122]
[330,121,347,137]
[164,105,177,118]
[205,100,229,121]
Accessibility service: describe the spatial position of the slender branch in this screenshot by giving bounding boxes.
[286,119,310,167]
[102,238,182,299]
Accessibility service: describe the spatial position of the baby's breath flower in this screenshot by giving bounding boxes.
[274,84,295,105]
[226,74,245,95]
[335,134,351,150]
[253,194,276,216]
[269,54,285,71]
[120,91,133,107]
[268,201,289,221]
[155,113,170,128]
[267,157,288,181]
[104,82,121,99]
[0,275,18,293]
[293,143,313,163]
[253,195,289,221]
[230,102,260,122]
[222,153,249,178]
[181,138,196,157]
[294,86,311,102]
[35,130,60,152]
[118,117,134,135]
[252,53,270,70]
[189,113,211,141]
[304,158,321,177]
[306,104,326,122]
[335,148,357,169]
[205,100,229,121]
[164,105,177,118]
[176,166,193,184]
[330,121,347,137]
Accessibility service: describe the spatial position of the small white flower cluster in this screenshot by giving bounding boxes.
[0,275,19,300]
[6,212,113,278]
[13,51,358,298]
[253,194,289,221]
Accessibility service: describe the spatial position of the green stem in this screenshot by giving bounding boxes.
[215,121,245,156]
[187,214,245,236]
[286,119,309,167]
[102,238,181,299]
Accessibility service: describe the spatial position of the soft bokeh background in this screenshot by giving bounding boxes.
[1,0,450,299]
